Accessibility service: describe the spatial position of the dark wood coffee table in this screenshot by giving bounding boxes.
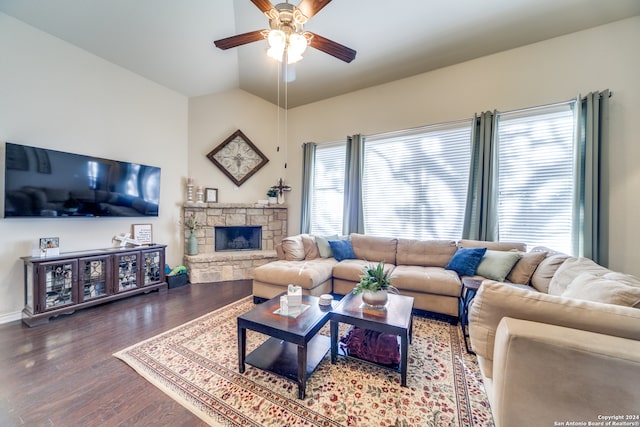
[330,292,414,386]
[237,294,334,399]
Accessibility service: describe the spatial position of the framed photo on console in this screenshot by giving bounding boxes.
[132,224,153,245]
[39,237,60,257]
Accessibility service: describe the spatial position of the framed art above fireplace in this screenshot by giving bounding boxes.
[206,130,269,186]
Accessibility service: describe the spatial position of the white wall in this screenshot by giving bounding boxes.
[0,13,188,320]
[285,16,640,276]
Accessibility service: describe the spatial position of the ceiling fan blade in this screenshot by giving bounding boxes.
[250,0,274,14]
[307,32,356,63]
[297,0,333,19]
[214,30,266,50]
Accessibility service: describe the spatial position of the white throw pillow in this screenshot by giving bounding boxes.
[475,250,522,282]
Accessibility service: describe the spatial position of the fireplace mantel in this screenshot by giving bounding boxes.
[183,203,287,283]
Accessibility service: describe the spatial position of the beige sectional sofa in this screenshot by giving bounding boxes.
[468,253,640,426]
[253,233,525,318]
[254,234,640,423]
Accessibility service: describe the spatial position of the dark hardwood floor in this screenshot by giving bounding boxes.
[0,280,252,427]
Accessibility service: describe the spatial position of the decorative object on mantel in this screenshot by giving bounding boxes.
[186,177,194,202]
[112,233,143,248]
[205,188,218,203]
[196,186,204,203]
[206,129,269,186]
[183,214,200,256]
[270,178,292,204]
[266,188,278,204]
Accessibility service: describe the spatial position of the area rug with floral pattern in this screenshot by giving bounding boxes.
[114,296,494,426]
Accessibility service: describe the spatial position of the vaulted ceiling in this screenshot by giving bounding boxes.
[1,0,639,108]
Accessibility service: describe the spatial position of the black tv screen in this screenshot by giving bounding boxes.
[4,143,160,218]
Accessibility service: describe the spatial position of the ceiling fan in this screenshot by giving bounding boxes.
[214,0,356,64]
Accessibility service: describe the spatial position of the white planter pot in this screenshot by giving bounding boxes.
[362,289,388,308]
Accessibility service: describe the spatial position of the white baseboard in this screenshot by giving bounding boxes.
[0,311,22,325]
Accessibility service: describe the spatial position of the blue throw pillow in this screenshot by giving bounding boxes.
[445,247,487,276]
[328,239,357,261]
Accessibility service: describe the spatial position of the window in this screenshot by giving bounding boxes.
[496,103,576,254]
[309,142,346,235]
[362,121,472,239]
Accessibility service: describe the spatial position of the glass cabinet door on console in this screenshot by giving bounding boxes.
[142,248,164,287]
[79,255,112,302]
[40,260,78,311]
[116,252,139,292]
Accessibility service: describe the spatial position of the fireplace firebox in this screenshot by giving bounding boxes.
[215,226,262,251]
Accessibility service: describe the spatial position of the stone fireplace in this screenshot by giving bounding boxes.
[183,203,287,283]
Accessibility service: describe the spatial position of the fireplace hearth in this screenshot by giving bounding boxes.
[215,226,262,251]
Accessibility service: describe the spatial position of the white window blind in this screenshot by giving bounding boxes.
[362,121,472,239]
[310,142,346,235]
[496,103,576,254]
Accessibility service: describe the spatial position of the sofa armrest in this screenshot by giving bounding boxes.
[468,281,640,366]
[491,317,640,427]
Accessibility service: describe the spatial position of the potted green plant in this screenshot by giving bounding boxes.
[266,188,278,204]
[353,261,397,307]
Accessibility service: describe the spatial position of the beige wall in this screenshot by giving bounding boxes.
[0,13,188,320]
[188,89,288,203]
[285,16,640,276]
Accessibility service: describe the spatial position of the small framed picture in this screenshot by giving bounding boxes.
[205,188,218,203]
[39,237,60,257]
[132,224,153,245]
[39,237,59,250]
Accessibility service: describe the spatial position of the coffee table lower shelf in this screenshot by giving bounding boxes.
[335,337,401,374]
[245,334,331,385]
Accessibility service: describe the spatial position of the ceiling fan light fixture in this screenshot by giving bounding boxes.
[266,29,308,64]
[213,0,356,64]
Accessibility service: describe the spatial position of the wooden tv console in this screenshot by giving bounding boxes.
[21,245,167,327]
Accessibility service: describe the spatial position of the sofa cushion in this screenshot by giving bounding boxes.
[507,250,547,285]
[315,234,339,258]
[329,239,357,261]
[301,234,320,260]
[548,257,611,296]
[391,266,461,297]
[476,250,522,282]
[350,233,398,264]
[253,258,338,290]
[530,253,571,293]
[562,273,640,308]
[332,259,395,283]
[396,239,457,267]
[445,247,487,276]
[281,235,305,261]
[602,272,640,289]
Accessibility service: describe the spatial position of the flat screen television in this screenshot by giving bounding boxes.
[4,142,160,218]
